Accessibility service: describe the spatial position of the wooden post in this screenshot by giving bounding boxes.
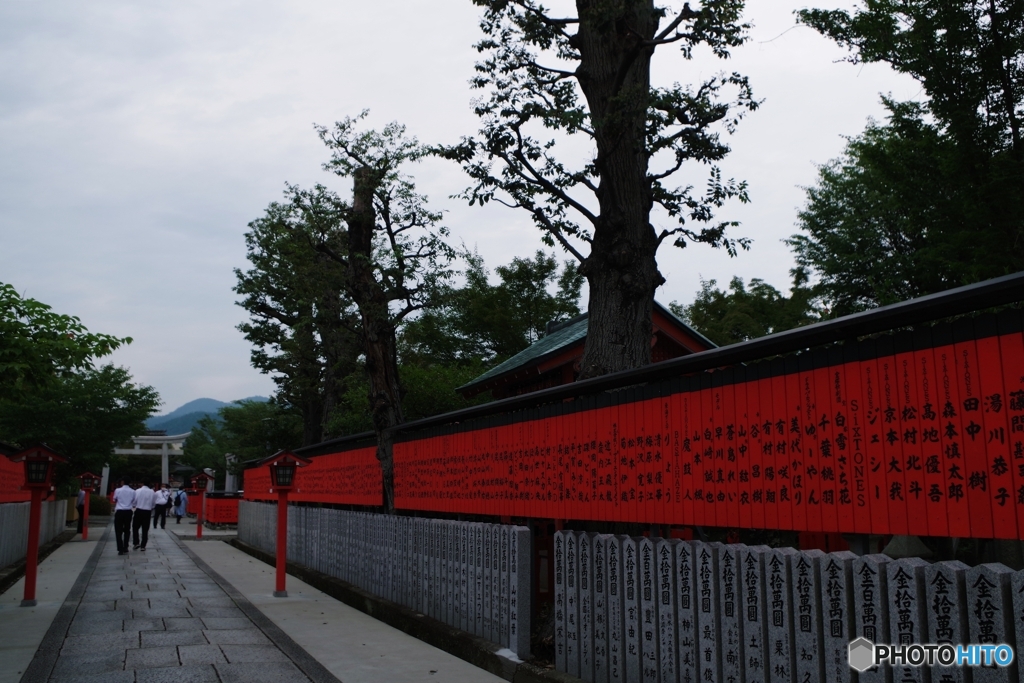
[275,490,289,597]
[23,488,42,606]
[82,491,90,541]
[197,490,204,540]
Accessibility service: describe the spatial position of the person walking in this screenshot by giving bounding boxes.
[76,485,87,535]
[152,483,170,529]
[112,478,135,555]
[132,480,156,550]
[173,488,188,524]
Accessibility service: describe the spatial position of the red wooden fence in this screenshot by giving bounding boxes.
[0,455,30,503]
[205,496,240,525]
[244,310,1024,539]
[243,446,380,506]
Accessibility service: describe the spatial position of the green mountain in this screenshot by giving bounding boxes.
[145,396,268,434]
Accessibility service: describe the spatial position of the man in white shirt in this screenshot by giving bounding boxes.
[152,483,170,530]
[112,478,136,555]
[132,480,157,550]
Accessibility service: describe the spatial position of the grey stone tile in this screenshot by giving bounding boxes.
[77,600,122,611]
[178,644,228,665]
[124,645,180,668]
[141,630,208,648]
[202,629,269,646]
[61,631,139,654]
[123,618,165,632]
[116,598,151,611]
[133,590,181,600]
[50,668,135,683]
[147,582,182,591]
[188,606,244,619]
[88,588,133,597]
[187,593,234,606]
[164,617,206,631]
[68,611,126,635]
[142,604,193,618]
[51,651,127,677]
[200,617,252,631]
[219,644,289,663]
[215,661,310,682]
[133,664,219,682]
[178,587,223,595]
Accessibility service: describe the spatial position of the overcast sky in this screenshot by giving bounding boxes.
[0,1,920,414]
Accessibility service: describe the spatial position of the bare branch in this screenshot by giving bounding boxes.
[509,127,598,225]
[530,207,587,262]
[655,226,684,246]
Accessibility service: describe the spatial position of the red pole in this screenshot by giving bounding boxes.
[82,491,90,541]
[197,490,204,540]
[274,490,288,597]
[23,488,42,607]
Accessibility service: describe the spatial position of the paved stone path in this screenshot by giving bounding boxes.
[23,526,339,683]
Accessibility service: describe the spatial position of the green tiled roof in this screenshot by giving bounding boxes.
[456,314,589,393]
[456,302,717,395]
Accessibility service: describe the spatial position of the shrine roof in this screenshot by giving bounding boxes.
[457,301,715,396]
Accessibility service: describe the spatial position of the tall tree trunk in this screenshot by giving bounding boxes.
[292,313,325,447]
[348,166,404,513]
[315,272,360,440]
[575,0,665,379]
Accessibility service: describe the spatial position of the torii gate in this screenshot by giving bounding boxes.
[104,432,189,493]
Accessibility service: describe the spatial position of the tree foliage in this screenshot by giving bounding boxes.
[0,364,159,487]
[235,198,361,445]
[798,0,1024,155]
[793,1,1024,311]
[1,282,130,395]
[401,250,583,365]
[440,0,758,378]
[182,400,303,484]
[671,267,822,346]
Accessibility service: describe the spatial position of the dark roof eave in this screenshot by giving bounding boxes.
[456,339,585,395]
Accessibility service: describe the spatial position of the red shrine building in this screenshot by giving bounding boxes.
[456,301,716,400]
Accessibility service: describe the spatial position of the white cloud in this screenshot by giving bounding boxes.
[0,1,916,411]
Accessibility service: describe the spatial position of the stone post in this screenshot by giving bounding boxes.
[820,551,856,683]
[793,549,826,683]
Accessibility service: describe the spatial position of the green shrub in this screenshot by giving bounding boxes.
[88,494,111,515]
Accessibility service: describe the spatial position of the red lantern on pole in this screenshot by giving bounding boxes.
[262,450,310,597]
[191,472,214,540]
[77,471,101,541]
[6,445,67,607]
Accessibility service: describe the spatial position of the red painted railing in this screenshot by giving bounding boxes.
[0,455,30,503]
[243,279,1024,539]
[205,496,239,525]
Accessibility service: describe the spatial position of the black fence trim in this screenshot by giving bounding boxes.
[285,272,1024,463]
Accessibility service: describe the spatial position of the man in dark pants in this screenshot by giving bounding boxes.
[132,480,156,550]
[112,478,136,555]
[153,483,170,529]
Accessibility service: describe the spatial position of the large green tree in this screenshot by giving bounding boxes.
[1,282,130,395]
[183,399,303,487]
[235,198,362,445]
[291,115,457,512]
[440,0,757,379]
[671,267,822,346]
[401,250,583,365]
[0,283,154,487]
[793,1,1024,311]
[0,365,159,487]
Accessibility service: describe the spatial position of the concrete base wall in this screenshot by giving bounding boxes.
[239,500,532,657]
[0,499,68,569]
